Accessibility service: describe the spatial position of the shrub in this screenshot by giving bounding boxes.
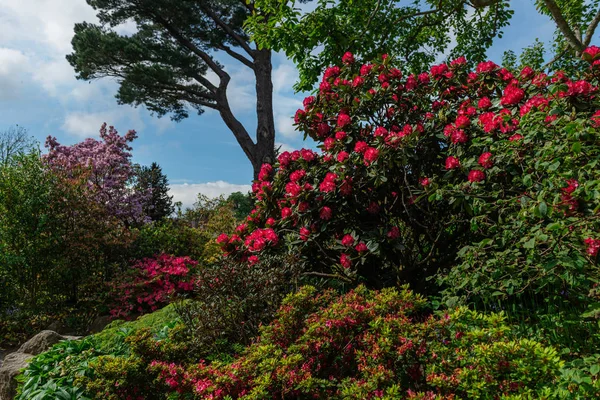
[217,52,600,319]
[108,254,199,319]
[151,285,567,399]
[15,303,182,400]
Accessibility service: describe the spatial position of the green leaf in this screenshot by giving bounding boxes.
[523,238,536,249]
[538,201,548,217]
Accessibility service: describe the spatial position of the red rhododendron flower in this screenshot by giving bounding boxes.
[294,109,305,124]
[340,253,352,268]
[450,130,468,144]
[374,126,388,137]
[265,218,276,226]
[337,113,352,127]
[563,179,579,194]
[567,80,595,97]
[584,238,600,256]
[450,56,467,67]
[285,182,302,197]
[501,84,525,106]
[342,51,355,64]
[509,134,523,141]
[355,242,368,253]
[337,151,349,162]
[278,151,291,167]
[319,206,332,220]
[248,255,259,265]
[335,131,347,140]
[281,207,293,219]
[583,45,600,62]
[468,170,485,182]
[455,115,470,129]
[317,122,330,137]
[299,227,310,241]
[319,172,338,192]
[520,66,535,80]
[301,149,316,162]
[477,97,492,109]
[341,234,355,247]
[387,227,400,239]
[364,147,379,164]
[356,141,375,156]
[289,169,306,182]
[303,96,315,108]
[478,152,493,169]
[476,61,498,73]
[445,156,461,169]
[216,233,229,245]
[592,110,600,127]
[420,177,430,186]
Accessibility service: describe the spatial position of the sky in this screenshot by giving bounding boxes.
[0,0,577,209]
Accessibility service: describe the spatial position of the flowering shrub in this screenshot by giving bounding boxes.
[217,51,600,314]
[151,285,565,399]
[44,123,148,225]
[109,254,199,319]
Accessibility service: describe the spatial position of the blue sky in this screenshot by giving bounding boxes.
[0,0,580,209]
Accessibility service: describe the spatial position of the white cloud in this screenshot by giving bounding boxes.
[62,109,144,138]
[276,114,298,138]
[170,181,252,210]
[0,48,30,100]
[273,62,298,93]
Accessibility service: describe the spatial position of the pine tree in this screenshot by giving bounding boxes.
[136,162,174,221]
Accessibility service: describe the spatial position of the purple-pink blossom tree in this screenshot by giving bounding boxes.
[44,123,149,225]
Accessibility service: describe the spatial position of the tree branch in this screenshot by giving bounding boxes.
[216,44,255,69]
[153,14,229,79]
[584,7,600,47]
[542,0,585,52]
[199,4,256,58]
[189,72,218,93]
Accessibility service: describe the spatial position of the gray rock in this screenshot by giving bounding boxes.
[17,330,65,356]
[88,315,112,334]
[0,352,32,400]
[0,331,81,400]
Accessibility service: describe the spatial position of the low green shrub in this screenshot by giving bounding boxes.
[14,303,181,400]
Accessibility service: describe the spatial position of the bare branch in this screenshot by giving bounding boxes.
[542,0,585,52]
[584,7,600,47]
[217,44,255,69]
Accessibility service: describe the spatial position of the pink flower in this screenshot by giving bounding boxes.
[501,84,525,106]
[450,130,468,144]
[520,66,535,80]
[299,227,310,241]
[374,127,388,137]
[337,113,352,128]
[341,234,355,247]
[455,115,470,129]
[324,137,335,150]
[445,156,461,169]
[592,110,600,127]
[387,227,400,239]
[468,170,485,182]
[360,64,373,76]
[354,141,368,153]
[364,147,379,164]
[583,45,600,62]
[478,152,493,169]
[478,97,492,109]
[301,149,316,162]
[584,238,600,256]
[476,61,498,73]
[289,169,306,182]
[320,206,332,220]
[340,253,352,268]
[281,207,293,219]
[303,96,316,108]
[319,172,338,193]
[355,242,368,252]
[265,218,276,226]
[335,131,347,140]
[248,255,259,265]
[337,151,349,162]
[216,234,229,245]
[342,51,355,64]
[509,134,523,141]
[419,177,430,186]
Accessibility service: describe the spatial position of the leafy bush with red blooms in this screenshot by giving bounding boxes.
[150,285,565,399]
[109,254,198,319]
[217,50,600,315]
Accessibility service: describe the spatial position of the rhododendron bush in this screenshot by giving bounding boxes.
[217,51,600,315]
[150,285,566,399]
[109,254,199,319]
